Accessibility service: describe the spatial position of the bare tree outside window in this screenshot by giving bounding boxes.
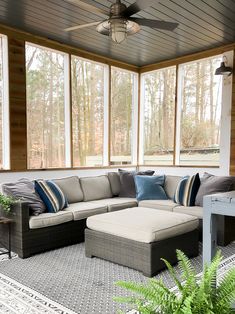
[142,66,176,165]
[71,57,105,167]
[26,43,67,169]
[179,56,222,166]
[110,67,135,165]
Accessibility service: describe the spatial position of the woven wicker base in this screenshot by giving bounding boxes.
[85,228,199,277]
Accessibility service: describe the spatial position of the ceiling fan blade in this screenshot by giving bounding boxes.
[122,0,158,17]
[129,18,179,31]
[66,0,109,16]
[64,21,102,32]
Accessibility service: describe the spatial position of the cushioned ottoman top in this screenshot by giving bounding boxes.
[86,207,199,243]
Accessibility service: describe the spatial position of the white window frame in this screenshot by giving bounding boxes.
[103,65,109,166]
[1,35,10,170]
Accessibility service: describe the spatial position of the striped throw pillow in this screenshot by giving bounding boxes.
[174,173,200,206]
[35,180,68,213]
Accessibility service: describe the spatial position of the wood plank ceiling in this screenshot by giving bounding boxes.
[0,0,234,66]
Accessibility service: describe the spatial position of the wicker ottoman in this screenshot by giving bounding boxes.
[85,207,199,277]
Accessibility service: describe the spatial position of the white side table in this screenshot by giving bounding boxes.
[203,191,235,266]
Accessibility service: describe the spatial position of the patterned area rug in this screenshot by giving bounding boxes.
[0,242,234,314]
[0,273,77,314]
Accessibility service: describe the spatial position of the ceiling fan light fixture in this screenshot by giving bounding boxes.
[110,18,127,44]
[96,19,140,44]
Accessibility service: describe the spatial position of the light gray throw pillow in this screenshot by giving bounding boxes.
[2,178,46,216]
[80,175,113,201]
[107,172,121,196]
[195,173,233,207]
[53,176,83,203]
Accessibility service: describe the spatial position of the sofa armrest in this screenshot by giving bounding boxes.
[0,201,30,233]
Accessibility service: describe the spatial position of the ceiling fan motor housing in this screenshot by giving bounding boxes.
[110,0,127,17]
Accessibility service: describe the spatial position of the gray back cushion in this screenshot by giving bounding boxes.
[118,169,155,198]
[107,172,121,196]
[195,172,234,207]
[80,175,113,201]
[164,175,182,199]
[2,178,46,216]
[53,176,83,203]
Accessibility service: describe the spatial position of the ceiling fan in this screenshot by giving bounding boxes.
[64,0,178,44]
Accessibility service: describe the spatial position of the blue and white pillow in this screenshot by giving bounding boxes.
[174,173,200,206]
[35,180,68,213]
[134,175,168,202]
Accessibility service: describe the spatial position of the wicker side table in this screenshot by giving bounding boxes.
[0,217,13,259]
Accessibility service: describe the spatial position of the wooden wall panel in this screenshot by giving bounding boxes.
[230,51,235,175]
[8,37,27,170]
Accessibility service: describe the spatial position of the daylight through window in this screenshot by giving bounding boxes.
[26,43,70,169]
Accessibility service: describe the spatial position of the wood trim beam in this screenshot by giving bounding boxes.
[0,23,139,73]
[140,43,235,73]
[8,37,27,170]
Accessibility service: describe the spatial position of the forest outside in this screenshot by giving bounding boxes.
[71,56,105,167]
[26,43,67,169]
[110,67,136,165]
[26,41,223,169]
[142,55,222,166]
[26,43,137,168]
[179,57,222,166]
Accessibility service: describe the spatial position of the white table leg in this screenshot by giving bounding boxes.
[203,199,217,267]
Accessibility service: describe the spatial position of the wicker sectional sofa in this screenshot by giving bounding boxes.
[0,172,234,258]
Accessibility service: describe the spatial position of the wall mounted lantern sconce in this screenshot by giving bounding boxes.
[215,56,233,76]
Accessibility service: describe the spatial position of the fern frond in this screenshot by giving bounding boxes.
[176,250,197,290]
[161,258,183,292]
[114,249,235,314]
[214,268,235,313]
[113,296,137,304]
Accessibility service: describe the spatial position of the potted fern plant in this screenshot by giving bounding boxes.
[114,250,235,314]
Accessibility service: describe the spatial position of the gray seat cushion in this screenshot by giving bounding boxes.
[53,176,83,203]
[173,206,203,219]
[87,207,199,243]
[29,211,73,229]
[138,199,179,211]
[90,197,138,212]
[80,175,112,201]
[65,202,107,220]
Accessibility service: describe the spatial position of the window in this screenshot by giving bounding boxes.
[140,55,224,167]
[26,43,70,169]
[141,66,176,165]
[0,35,9,170]
[71,56,107,167]
[110,67,138,165]
[177,56,222,166]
